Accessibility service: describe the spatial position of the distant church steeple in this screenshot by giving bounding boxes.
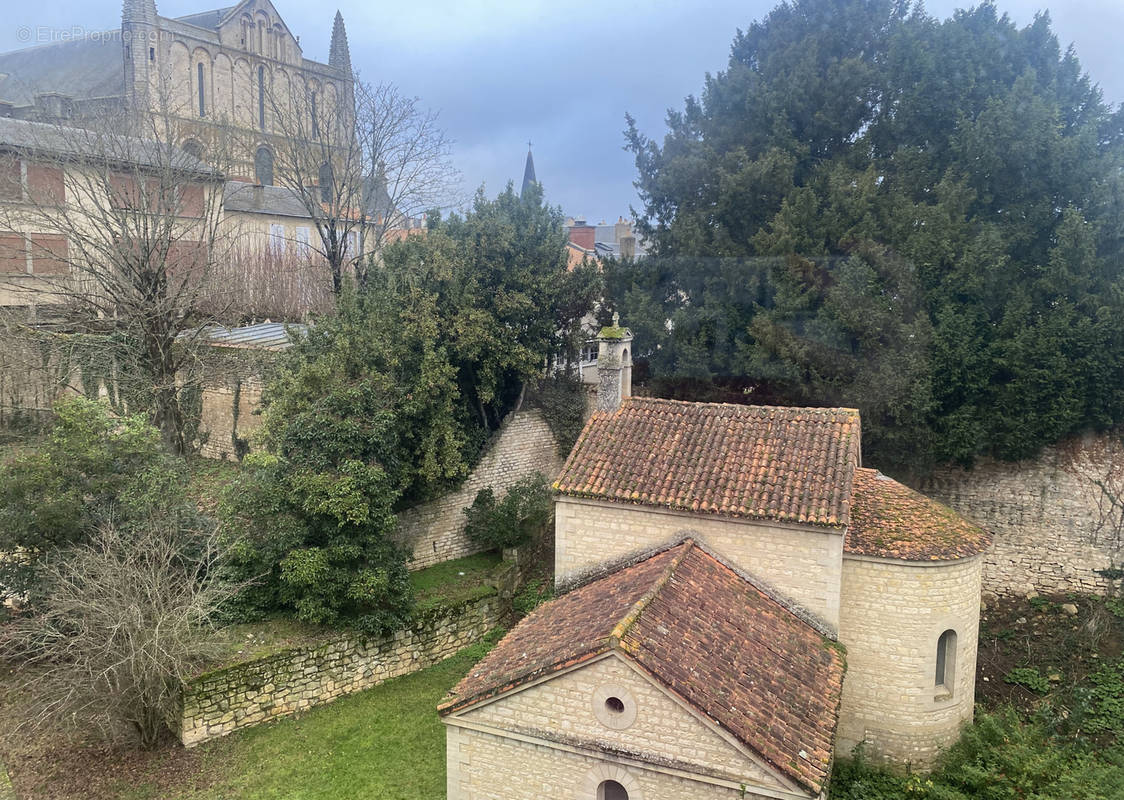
[329,11,352,76]
[521,143,537,197]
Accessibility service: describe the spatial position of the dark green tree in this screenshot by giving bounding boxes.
[381,181,601,430]
[618,0,1124,468]
[222,182,600,630]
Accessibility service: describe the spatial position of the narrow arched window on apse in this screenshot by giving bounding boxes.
[597,780,628,800]
[258,66,266,131]
[935,629,957,693]
[319,162,333,204]
[197,63,206,117]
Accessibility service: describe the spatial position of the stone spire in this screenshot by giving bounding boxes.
[521,145,537,197]
[329,11,352,75]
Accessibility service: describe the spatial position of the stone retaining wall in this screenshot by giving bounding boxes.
[920,431,1124,597]
[180,594,502,747]
[397,408,562,570]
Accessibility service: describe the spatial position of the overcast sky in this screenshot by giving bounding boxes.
[2,0,1122,223]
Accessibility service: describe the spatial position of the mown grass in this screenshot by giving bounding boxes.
[409,550,503,612]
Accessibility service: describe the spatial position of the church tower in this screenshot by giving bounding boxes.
[329,11,353,76]
[521,146,537,197]
[122,0,158,119]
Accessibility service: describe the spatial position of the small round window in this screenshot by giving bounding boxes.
[592,685,636,730]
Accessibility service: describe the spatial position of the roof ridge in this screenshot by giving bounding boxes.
[625,396,860,415]
[609,540,694,648]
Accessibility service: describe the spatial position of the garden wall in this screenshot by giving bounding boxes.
[396,408,563,570]
[180,593,502,747]
[193,348,269,461]
[920,431,1124,598]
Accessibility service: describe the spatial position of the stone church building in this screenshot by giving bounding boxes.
[0,0,353,185]
[440,322,992,799]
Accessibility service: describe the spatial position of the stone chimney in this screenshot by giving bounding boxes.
[614,216,631,243]
[595,313,633,412]
[568,216,595,251]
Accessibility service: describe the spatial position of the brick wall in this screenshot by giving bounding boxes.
[396,408,563,570]
[920,433,1122,597]
[180,594,501,747]
[554,497,845,631]
[836,554,982,767]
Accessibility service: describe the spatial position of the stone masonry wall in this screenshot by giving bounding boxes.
[180,594,501,747]
[554,497,845,631]
[457,654,786,792]
[396,408,563,570]
[920,432,1123,597]
[836,555,982,767]
[194,347,271,461]
[445,725,786,800]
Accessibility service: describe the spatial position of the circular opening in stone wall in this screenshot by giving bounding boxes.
[605,696,625,714]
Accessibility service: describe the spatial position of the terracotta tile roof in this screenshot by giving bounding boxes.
[846,468,993,561]
[554,398,861,527]
[439,540,845,794]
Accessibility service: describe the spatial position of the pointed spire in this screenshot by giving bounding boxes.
[521,144,537,197]
[122,0,157,26]
[329,11,352,75]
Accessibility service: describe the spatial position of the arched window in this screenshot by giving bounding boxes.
[255,146,274,186]
[318,162,333,204]
[936,629,957,692]
[258,66,266,130]
[197,62,206,117]
[310,91,319,138]
[597,780,628,800]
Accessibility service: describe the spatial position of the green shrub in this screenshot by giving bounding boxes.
[1078,660,1124,737]
[0,396,188,604]
[1004,667,1052,694]
[833,710,1124,799]
[512,578,554,617]
[462,473,551,551]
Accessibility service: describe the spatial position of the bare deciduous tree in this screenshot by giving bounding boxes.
[267,77,459,293]
[0,520,243,749]
[0,102,236,452]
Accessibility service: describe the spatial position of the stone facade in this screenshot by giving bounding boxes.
[194,348,269,460]
[921,433,1122,597]
[396,408,563,570]
[836,554,982,764]
[555,497,844,631]
[181,594,500,747]
[445,654,805,800]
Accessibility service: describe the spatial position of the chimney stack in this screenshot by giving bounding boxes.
[568,217,595,251]
[595,312,633,412]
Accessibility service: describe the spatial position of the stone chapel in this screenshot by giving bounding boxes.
[440,320,992,799]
